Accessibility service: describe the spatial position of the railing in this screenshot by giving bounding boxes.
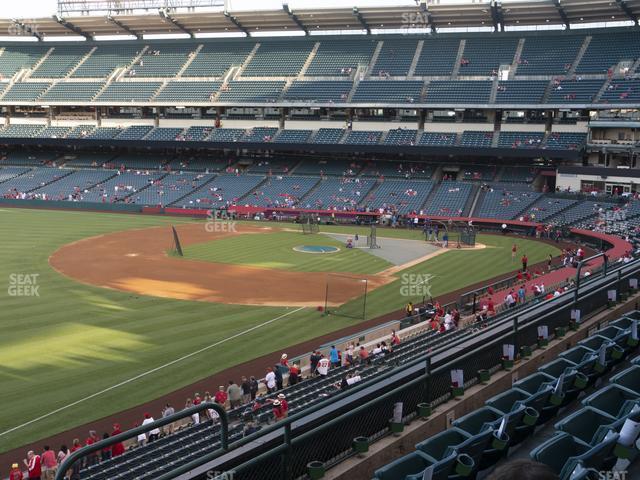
[181,257,640,480]
[54,402,229,480]
[59,257,640,480]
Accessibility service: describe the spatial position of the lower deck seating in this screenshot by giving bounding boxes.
[423,181,473,216]
[242,176,319,207]
[79,171,167,203]
[172,174,265,209]
[475,187,542,219]
[298,177,374,210]
[361,180,433,214]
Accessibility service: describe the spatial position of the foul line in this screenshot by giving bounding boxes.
[0,306,306,438]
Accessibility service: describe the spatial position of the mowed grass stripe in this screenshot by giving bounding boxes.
[0,209,559,452]
[182,231,391,273]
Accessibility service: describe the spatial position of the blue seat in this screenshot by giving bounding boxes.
[554,407,619,445]
[453,405,523,468]
[485,388,544,440]
[530,431,619,479]
[373,450,442,480]
[559,346,600,384]
[610,365,640,395]
[538,359,581,406]
[582,384,640,419]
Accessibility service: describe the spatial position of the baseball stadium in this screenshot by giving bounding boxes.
[2,0,640,479]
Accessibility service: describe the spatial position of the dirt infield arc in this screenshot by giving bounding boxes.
[49,223,392,307]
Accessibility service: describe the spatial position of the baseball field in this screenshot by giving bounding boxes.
[0,207,560,453]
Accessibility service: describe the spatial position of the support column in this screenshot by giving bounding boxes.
[545,110,554,133]
[279,108,287,130]
[5,106,13,126]
[418,109,426,130]
[154,108,160,128]
[47,107,53,127]
[95,107,102,127]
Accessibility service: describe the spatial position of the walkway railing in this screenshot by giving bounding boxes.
[54,402,229,480]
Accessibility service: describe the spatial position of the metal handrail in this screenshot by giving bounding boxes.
[54,402,229,480]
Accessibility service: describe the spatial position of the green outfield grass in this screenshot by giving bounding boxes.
[0,210,559,453]
[182,231,391,273]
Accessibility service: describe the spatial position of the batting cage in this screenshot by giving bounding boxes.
[301,215,319,234]
[323,273,369,320]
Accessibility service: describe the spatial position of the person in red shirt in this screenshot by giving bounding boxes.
[40,446,57,480]
[9,463,23,480]
[358,346,369,363]
[277,394,288,418]
[390,330,401,346]
[521,254,528,272]
[516,271,523,281]
[214,386,228,406]
[288,363,300,386]
[279,354,288,368]
[272,400,285,421]
[110,424,125,457]
[23,451,41,480]
[430,315,441,331]
[511,243,517,261]
[84,430,99,466]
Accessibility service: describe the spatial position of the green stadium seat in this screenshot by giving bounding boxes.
[581,384,640,419]
[530,431,619,477]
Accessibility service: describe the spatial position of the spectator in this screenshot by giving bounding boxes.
[23,451,41,480]
[265,368,277,393]
[9,463,23,480]
[185,398,199,425]
[487,459,558,480]
[214,385,228,406]
[227,380,242,409]
[40,446,56,480]
[317,355,330,376]
[272,400,285,421]
[162,403,175,435]
[358,345,369,363]
[84,430,99,466]
[142,413,160,442]
[56,445,69,467]
[309,350,320,375]
[110,425,125,457]
[277,393,289,418]
[249,376,259,400]
[429,315,440,331]
[274,365,284,390]
[329,345,340,367]
[240,376,251,404]
[288,362,300,386]
[279,354,289,368]
[344,343,355,365]
[134,421,146,447]
[390,330,400,346]
[521,254,528,272]
[100,433,111,462]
